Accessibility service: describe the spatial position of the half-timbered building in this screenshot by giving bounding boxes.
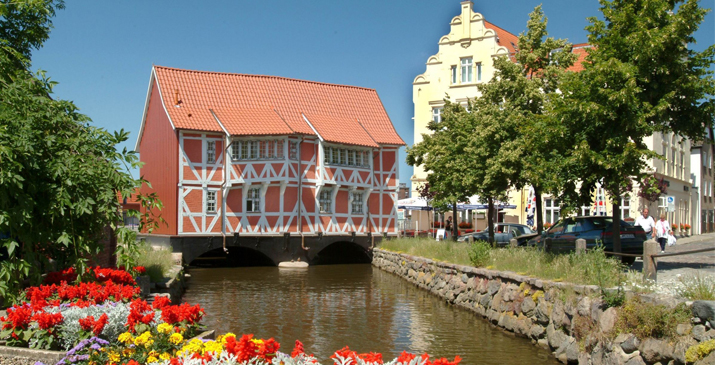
[136,66,404,264]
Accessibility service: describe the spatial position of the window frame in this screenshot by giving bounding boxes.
[206,190,217,213]
[319,189,332,213]
[246,187,261,213]
[206,141,216,164]
[432,107,443,123]
[460,57,473,83]
[451,65,457,84]
[351,191,364,214]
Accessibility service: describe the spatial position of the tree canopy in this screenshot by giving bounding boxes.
[552,0,714,251]
[0,0,162,300]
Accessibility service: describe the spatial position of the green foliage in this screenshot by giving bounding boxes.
[134,243,174,283]
[676,273,715,300]
[615,297,691,339]
[468,240,492,267]
[554,0,714,209]
[379,238,472,266]
[686,339,715,364]
[381,238,625,287]
[0,0,164,300]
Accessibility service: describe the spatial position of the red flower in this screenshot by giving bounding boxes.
[429,356,462,365]
[31,312,63,330]
[291,340,305,357]
[78,313,108,336]
[152,296,172,310]
[331,346,359,364]
[1,305,32,330]
[359,352,383,363]
[396,352,416,363]
[134,266,146,275]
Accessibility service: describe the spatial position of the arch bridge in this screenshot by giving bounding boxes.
[165,234,382,266]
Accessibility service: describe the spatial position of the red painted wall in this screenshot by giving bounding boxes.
[140,81,178,235]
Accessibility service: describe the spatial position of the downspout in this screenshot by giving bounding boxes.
[369,148,377,248]
[298,136,308,251]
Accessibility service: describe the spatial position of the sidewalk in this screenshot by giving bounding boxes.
[629,232,715,297]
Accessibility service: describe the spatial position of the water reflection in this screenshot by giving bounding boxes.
[182,265,558,364]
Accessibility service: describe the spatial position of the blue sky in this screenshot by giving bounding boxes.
[31,1,714,185]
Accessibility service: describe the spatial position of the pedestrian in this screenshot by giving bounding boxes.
[634,207,656,240]
[654,213,672,253]
[445,218,452,238]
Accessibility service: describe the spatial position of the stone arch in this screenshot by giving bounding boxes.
[190,246,276,267]
[311,241,372,265]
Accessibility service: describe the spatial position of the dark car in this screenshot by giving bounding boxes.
[457,223,537,246]
[527,216,647,264]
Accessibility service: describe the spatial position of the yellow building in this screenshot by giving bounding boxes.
[409,1,694,232]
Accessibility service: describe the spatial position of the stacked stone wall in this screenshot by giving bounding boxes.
[372,249,715,364]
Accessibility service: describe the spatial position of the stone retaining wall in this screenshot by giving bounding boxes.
[372,249,715,365]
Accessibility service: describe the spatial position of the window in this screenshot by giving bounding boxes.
[319,189,332,213]
[206,191,217,213]
[246,188,260,212]
[620,196,630,218]
[206,141,216,164]
[289,141,298,160]
[324,146,370,168]
[476,62,482,81]
[703,150,708,167]
[581,206,591,216]
[432,107,443,123]
[461,57,473,83]
[351,192,364,214]
[232,140,285,161]
[544,198,560,224]
[450,65,457,84]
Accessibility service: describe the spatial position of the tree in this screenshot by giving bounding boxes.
[0,0,163,300]
[473,6,577,234]
[0,0,64,70]
[407,101,477,240]
[553,0,714,253]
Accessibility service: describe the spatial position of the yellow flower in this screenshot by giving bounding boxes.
[147,356,158,363]
[148,350,159,358]
[134,331,153,346]
[122,348,135,358]
[157,323,173,335]
[169,332,184,345]
[108,351,120,363]
[144,339,155,349]
[160,353,171,361]
[250,338,264,345]
[202,340,223,354]
[118,332,133,345]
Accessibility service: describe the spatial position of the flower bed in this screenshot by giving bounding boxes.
[59,333,461,365]
[1,267,460,365]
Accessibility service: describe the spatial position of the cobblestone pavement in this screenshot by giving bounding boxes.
[628,232,715,296]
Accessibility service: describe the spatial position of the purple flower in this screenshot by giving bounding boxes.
[90,343,101,350]
[90,336,110,345]
[34,362,46,365]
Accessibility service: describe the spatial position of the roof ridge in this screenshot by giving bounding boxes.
[482,20,518,39]
[153,65,378,92]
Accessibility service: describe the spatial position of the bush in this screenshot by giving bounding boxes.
[468,240,491,267]
[134,243,174,283]
[615,297,691,339]
[676,273,715,300]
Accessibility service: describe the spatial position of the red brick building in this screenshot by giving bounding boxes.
[135,66,404,264]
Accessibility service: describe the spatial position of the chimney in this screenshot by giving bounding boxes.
[461,1,473,39]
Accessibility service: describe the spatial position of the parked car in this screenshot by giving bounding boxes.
[457,223,537,246]
[526,216,647,264]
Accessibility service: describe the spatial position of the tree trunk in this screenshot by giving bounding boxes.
[488,197,495,245]
[452,202,459,241]
[535,187,544,233]
[612,200,622,253]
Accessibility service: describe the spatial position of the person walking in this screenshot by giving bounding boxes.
[654,213,672,253]
[634,207,656,240]
[445,218,453,239]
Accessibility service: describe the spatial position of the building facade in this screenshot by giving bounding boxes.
[136,66,404,264]
[409,1,696,232]
[690,128,715,234]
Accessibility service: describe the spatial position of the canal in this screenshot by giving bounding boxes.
[182,264,559,364]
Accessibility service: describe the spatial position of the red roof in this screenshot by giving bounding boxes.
[152,66,405,147]
[567,43,592,72]
[484,21,519,54]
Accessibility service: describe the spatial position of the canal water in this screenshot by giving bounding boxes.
[182,264,559,364]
